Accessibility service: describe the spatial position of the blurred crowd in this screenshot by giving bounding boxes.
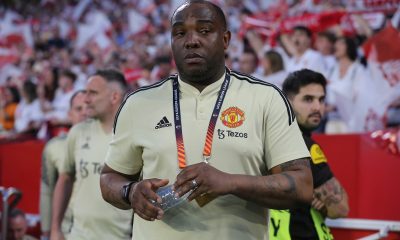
[0,0,399,140]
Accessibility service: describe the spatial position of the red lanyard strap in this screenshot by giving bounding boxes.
[172,70,231,169]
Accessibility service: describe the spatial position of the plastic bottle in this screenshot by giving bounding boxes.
[151,185,192,212]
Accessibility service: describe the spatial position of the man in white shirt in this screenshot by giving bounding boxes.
[238,49,259,75]
[283,26,327,75]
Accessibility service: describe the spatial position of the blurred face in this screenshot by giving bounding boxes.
[58,75,73,91]
[41,66,54,86]
[171,2,230,83]
[68,92,88,125]
[261,56,272,74]
[8,216,27,240]
[36,83,46,99]
[239,52,257,74]
[315,36,333,55]
[290,83,325,131]
[84,75,113,120]
[292,30,311,53]
[334,38,347,59]
[3,88,13,104]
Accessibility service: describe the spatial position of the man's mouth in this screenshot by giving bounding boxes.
[184,53,203,63]
[184,53,203,64]
[184,53,202,59]
[309,113,321,120]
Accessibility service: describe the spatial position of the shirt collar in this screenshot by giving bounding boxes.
[177,71,226,97]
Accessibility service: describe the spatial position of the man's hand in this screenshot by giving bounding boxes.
[173,162,233,201]
[313,177,349,218]
[130,178,169,221]
[51,173,73,240]
[311,194,328,217]
[311,194,325,211]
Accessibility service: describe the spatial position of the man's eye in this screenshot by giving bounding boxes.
[200,29,210,34]
[174,31,185,37]
[304,97,313,103]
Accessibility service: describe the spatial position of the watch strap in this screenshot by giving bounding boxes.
[122,181,136,205]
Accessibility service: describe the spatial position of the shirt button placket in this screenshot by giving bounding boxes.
[197,96,206,120]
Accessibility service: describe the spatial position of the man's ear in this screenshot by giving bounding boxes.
[223,31,231,50]
[110,91,120,105]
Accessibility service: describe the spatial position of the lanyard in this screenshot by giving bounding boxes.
[172,70,231,169]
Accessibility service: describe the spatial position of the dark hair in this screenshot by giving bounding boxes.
[44,67,58,102]
[282,69,327,99]
[93,69,128,92]
[69,90,86,107]
[242,48,258,64]
[338,37,358,61]
[264,50,284,73]
[7,86,20,103]
[60,69,77,83]
[23,80,38,103]
[172,0,227,31]
[293,25,312,38]
[9,208,25,219]
[317,31,336,44]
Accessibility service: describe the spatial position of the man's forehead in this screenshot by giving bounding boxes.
[172,3,216,25]
[87,75,107,85]
[298,84,325,95]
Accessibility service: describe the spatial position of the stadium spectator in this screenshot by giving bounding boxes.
[282,26,327,75]
[150,55,174,84]
[7,208,38,240]
[255,50,287,89]
[44,70,78,126]
[14,81,44,134]
[35,61,58,105]
[0,86,20,131]
[238,48,259,75]
[315,31,337,75]
[326,36,368,133]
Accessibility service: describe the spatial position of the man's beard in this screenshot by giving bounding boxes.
[177,63,209,82]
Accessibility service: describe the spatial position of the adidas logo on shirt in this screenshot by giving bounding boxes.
[155,116,172,129]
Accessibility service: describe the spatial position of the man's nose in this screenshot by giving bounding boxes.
[184,31,200,49]
[312,100,322,111]
[84,94,91,104]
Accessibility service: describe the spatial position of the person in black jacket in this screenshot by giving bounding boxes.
[270,69,349,240]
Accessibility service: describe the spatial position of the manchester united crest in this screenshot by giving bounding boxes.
[220,107,245,128]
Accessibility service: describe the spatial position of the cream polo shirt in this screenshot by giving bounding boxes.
[106,70,309,240]
[61,119,132,240]
[40,135,73,235]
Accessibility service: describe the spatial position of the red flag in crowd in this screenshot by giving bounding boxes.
[0,47,18,68]
[356,23,400,131]
[123,68,143,84]
[279,11,345,33]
